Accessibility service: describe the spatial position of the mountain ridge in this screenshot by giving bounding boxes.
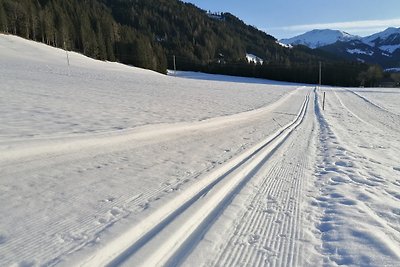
[280,28,400,69]
[280,29,359,49]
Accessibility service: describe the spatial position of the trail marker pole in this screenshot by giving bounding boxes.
[66,51,70,66]
[173,55,176,75]
[64,41,70,76]
[322,92,326,111]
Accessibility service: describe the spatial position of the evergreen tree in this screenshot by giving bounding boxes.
[0,2,7,33]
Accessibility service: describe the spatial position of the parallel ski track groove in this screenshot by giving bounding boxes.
[211,92,312,267]
[78,92,310,267]
[339,89,400,134]
[346,89,399,116]
[194,93,310,266]
[0,91,303,266]
[1,151,223,267]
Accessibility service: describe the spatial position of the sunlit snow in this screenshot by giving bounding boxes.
[1,34,400,267]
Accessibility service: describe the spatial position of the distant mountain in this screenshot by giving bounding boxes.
[281,28,400,69]
[362,27,400,53]
[280,29,359,49]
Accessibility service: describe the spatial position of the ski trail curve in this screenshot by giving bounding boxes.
[1,88,302,164]
[75,92,311,267]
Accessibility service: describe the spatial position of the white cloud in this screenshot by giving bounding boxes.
[274,18,400,35]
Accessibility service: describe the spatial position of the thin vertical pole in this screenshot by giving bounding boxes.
[66,50,70,67]
[64,41,70,76]
[322,92,326,111]
[173,55,176,75]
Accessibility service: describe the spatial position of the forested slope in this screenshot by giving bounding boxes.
[0,0,367,85]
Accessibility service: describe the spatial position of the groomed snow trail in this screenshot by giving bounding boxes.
[0,88,307,267]
[75,92,311,267]
[194,90,317,267]
[1,34,306,267]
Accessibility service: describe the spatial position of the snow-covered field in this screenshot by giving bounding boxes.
[1,34,400,266]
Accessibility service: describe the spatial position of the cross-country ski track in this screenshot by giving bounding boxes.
[1,35,400,266]
[74,91,310,267]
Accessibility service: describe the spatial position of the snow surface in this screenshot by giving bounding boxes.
[168,70,293,85]
[380,44,400,54]
[276,41,293,49]
[1,34,400,267]
[346,48,374,56]
[354,89,400,116]
[385,67,400,72]
[246,53,264,64]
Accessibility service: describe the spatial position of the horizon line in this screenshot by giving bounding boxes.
[266,18,400,39]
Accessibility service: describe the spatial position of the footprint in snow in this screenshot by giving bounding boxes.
[248,234,260,245]
[263,208,276,214]
[324,166,342,173]
[369,158,382,165]
[392,209,400,216]
[110,207,122,216]
[318,222,334,232]
[339,199,357,206]
[367,177,384,184]
[335,161,353,167]
[0,234,7,244]
[329,193,344,199]
[357,193,371,201]
[18,260,37,267]
[98,217,108,224]
[100,197,115,203]
[330,176,349,184]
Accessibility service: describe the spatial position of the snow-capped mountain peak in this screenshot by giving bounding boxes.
[280,29,359,49]
[279,27,400,69]
[362,27,400,46]
[360,27,400,53]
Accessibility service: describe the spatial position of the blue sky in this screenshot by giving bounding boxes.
[183,0,400,39]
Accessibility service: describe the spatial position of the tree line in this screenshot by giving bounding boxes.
[0,0,372,86]
[0,0,167,72]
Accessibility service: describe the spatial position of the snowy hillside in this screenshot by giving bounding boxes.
[1,34,400,267]
[280,29,358,49]
[246,53,264,64]
[362,27,400,53]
